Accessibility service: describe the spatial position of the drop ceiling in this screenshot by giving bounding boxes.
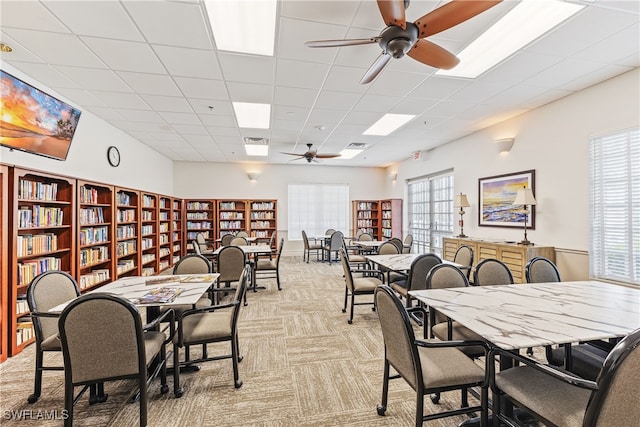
[1,0,638,167]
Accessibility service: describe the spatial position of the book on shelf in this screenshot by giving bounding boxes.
[137,287,183,304]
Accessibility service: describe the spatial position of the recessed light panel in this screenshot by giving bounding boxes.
[363,114,415,136]
[233,102,271,129]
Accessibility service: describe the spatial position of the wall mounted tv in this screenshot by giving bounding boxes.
[1,69,81,161]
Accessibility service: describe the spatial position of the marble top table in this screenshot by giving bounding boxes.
[49,274,220,313]
[366,254,461,272]
[211,244,272,256]
[409,280,640,350]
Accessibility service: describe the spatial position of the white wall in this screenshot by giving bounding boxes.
[385,68,640,253]
[0,64,174,195]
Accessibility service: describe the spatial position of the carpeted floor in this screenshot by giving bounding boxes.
[1,256,508,426]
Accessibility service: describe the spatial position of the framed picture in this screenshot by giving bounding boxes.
[478,169,535,228]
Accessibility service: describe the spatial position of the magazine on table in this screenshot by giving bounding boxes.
[137,287,183,304]
[179,274,217,283]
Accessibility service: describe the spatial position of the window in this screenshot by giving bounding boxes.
[288,184,349,240]
[407,171,454,254]
[590,127,640,285]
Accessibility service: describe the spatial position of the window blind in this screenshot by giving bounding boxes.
[288,184,349,240]
[590,127,640,285]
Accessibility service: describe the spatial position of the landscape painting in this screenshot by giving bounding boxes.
[478,170,535,228]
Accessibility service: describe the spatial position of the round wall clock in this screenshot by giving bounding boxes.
[107,146,120,167]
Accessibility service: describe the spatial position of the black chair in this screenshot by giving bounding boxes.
[473,258,513,286]
[453,245,474,280]
[340,248,383,324]
[254,238,284,290]
[391,253,441,309]
[489,327,640,427]
[26,271,84,404]
[375,285,489,427]
[301,230,322,263]
[323,230,343,263]
[58,293,175,426]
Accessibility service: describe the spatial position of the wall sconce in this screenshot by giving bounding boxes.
[454,193,470,238]
[247,172,258,182]
[512,186,537,245]
[495,138,515,154]
[389,173,397,182]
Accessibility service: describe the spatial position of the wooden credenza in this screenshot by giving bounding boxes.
[442,237,555,283]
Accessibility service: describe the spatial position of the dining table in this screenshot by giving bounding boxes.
[212,244,273,291]
[366,253,462,283]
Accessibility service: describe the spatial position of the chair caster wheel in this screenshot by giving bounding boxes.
[341,309,346,313]
[174,388,184,398]
[347,319,353,324]
[371,307,376,311]
[89,393,108,405]
[377,405,386,416]
[430,393,440,404]
[243,302,248,306]
[161,384,169,394]
[234,380,243,388]
[27,394,39,404]
[238,355,244,362]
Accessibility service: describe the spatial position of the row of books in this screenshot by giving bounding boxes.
[251,202,274,210]
[16,299,29,316]
[159,212,169,220]
[79,207,105,225]
[18,179,58,201]
[18,205,64,228]
[79,269,110,290]
[250,211,275,219]
[357,202,376,210]
[220,211,244,219]
[357,211,376,219]
[79,226,109,246]
[117,259,135,274]
[117,209,136,223]
[79,186,100,204]
[141,210,154,221]
[357,219,376,227]
[251,221,273,229]
[17,257,61,286]
[159,248,171,257]
[117,241,137,256]
[219,202,239,210]
[117,225,136,239]
[159,223,169,232]
[186,202,210,210]
[220,221,244,229]
[186,221,212,229]
[141,237,154,250]
[141,225,154,236]
[16,322,34,346]
[186,212,209,220]
[17,233,58,257]
[141,253,156,264]
[142,195,155,208]
[116,192,133,206]
[79,246,109,267]
[159,234,169,244]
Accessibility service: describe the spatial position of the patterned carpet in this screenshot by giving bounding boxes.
[1,256,494,426]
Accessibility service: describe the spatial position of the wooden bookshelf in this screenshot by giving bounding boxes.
[249,199,277,247]
[158,196,172,272]
[115,188,140,279]
[140,192,158,276]
[185,199,215,250]
[171,198,183,264]
[218,200,247,237]
[0,165,9,362]
[380,199,402,239]
[352,200,380,239]
[9,168,76,355]
[77,181,114,291]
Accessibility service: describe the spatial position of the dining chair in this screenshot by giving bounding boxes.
[301,230,322,263]
[489,327,640,427]
[172,254,214,307]
[254,238,284,290]
[358,232,374,241]
[324,228,336,235]
[58,293,175,426]
[230,236,248,246]
[453,245,474,280]
[220,233,234,246]
[388,237,404,254]
[402,234,413,253]
[340,248,383,324]
[323,230,343,263]
[235,230,249,238]
[375,285,489,427]
[473,258,514,286]
[26,271,85,404]
[391,253,441,310]
[196,232,212,252]
[175,267,249,389]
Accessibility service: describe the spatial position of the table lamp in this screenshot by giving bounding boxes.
[454,193,470,238]
[513,187,536,245]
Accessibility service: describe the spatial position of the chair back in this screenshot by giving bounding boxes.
[173,254,212,275]
[191,240,202,255]
[329,231,343,250]
[388,238,404,253]
[375,285,421,390]
[301,230,311,250]
[235,231,249,238]
[340,249,355,292]
[354,229,364,239]
[274,238,285,267]
[473,258,514,286]
[584,327,640,425]
[358,233,374,241]
[217,245,245,283]
[325,228,336,236]
[27,271,81,345]
[525,256,561,283]
[377,241,399,255]
[196,233,209,251]
[220,234,234,246]
[230,236,248,246]
[58,293,145,385]
[406,253,442,293]
[229,268,249,328]
[427,264,470,325]
[402,234,413,253]
[453,245,474,279]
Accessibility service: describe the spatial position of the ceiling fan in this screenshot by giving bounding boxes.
[305,0,502,84]
[281,143,341,163]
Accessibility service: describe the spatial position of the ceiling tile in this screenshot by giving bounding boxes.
[117,72,182,96]
[81,37,166,73]
[53,66,131,91]
[153,45,222,79]
[218,52,275,84]
[141,95,194,113]
[0,1,70,33]
[174,76,228,100]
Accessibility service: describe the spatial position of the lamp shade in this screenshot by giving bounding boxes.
[454,193,470,208]
[513,187,536,206]
[495,138,515,153]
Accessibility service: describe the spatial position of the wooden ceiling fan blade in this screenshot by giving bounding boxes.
[305,37,380,48]
[360,53,393,84]
[281,152,305,157]
[414,0,502,38]
[315,153,341,159]
[407,39,459,69]
[377,0,406,29]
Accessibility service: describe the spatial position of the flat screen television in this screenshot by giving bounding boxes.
[1,69,81,160]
